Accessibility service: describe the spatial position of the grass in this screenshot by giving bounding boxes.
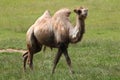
[0,0,120,80]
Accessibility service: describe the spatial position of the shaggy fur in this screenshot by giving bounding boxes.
[23,7,88,74]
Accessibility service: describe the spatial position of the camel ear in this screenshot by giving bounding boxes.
[77,10,82,14]
[74,9,81,14]
[74,9,77,13]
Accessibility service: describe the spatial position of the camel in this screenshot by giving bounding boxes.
[23,6,88,74]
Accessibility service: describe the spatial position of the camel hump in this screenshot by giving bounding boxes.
[41,10,51,19]
[34,10,51,24]
[53,8,71,18]
[43,10,51,17]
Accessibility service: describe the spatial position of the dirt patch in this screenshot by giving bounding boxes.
[0,48,26,54]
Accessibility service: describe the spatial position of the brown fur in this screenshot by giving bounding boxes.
[23,7,88,74]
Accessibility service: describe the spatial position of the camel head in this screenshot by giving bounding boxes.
[74,6,88,19]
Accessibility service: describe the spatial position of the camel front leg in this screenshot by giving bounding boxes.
[63,49,74,74]
[52,48,62,74]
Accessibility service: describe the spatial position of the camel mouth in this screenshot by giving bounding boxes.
[84,13,88,17]
[81,14,87,18]
[82,8,88,18]
[85,12,88,16]
[82,12,88,18]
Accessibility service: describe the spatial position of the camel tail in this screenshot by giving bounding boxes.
[23,51,28,58]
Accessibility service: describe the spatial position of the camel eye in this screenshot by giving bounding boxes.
[77,10,81,14]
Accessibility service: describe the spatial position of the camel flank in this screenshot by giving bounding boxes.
[23,6,88,74]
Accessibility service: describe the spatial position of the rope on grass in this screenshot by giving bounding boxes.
[0,48,26,54]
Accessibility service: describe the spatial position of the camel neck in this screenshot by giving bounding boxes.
[69,16,85,43]
[76,16,85,34]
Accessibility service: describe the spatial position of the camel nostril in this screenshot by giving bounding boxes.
[84,13,88,16]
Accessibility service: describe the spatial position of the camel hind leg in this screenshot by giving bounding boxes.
[23,32,42,71]
[27,50,33,70]
[23,51,28,71]
[23,44,42,71]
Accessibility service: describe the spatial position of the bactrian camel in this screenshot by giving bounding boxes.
[23,6,88,74]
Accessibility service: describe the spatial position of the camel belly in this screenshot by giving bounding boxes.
[34,28,56,47]
[34,25,69,48]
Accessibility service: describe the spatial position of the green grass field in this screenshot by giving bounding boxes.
[0,0,120,80]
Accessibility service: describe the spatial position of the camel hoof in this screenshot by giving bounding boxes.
[70,70,75,74]
[52,70,55,74]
